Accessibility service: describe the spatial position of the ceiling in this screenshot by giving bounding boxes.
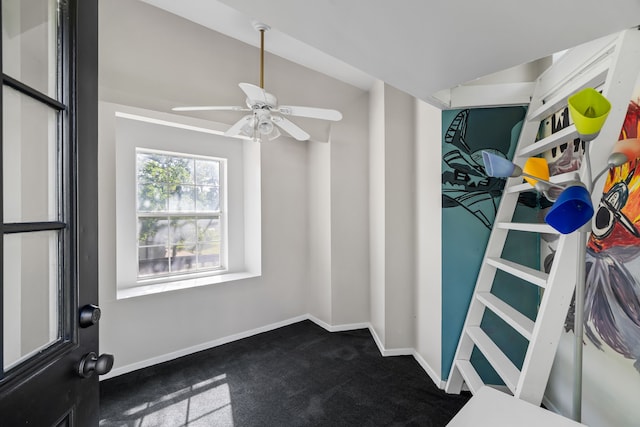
[140,0,640,104]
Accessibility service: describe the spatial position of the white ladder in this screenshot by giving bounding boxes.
[445,28,640,405]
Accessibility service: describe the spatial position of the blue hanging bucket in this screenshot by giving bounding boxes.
[544,185,594,234]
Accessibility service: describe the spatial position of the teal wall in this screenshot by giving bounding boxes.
[441,106,540,382]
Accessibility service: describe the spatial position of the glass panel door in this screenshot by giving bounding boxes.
[1,0,66,378]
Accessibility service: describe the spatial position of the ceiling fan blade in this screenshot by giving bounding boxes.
[272,116,310,141]
[225,115,253,137]
[239,82,267,104]
[172,106,249,112]
[277,105,343,121]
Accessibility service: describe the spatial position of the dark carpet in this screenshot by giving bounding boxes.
[99,320,470,426]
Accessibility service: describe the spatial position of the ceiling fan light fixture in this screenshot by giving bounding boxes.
[241,120,255,138]
[257,119,274,135]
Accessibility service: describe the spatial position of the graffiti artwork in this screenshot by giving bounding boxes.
[442,107,528,229]
[583,96,640,372]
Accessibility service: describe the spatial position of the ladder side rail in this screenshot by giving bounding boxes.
[528,59,612,123]
[514,233,579,404]
[528,33,619,120]
[445,94,547,393]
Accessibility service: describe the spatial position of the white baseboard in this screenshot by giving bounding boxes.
[100,314,308,380]
[413,351,445,389]
[367,324,414,357]
[307,314,369,332]
[101,313,439,389]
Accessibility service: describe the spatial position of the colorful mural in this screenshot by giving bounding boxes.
[582,86,640,372]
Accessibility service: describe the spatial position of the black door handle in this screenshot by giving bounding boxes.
[78,352,114,378]
[79,304,101,328]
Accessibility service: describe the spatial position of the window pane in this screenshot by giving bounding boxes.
[136,152,167,184]
[138,246,169,277]
[137,152,194,185]
[198,242,221,269]
[196,186,219,212]
[168,185,195,211]
[195,159,219,186]
[138,152,193,183]
[137,183,167,212]
[2,0,59,98]
[137,217,168,246]
[3,85,59,222]
[4,231,60,370]
[197,218,220,242]
[170,245,197,273]
[170,218,196,245]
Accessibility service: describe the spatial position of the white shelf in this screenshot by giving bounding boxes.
[447,386,586,426]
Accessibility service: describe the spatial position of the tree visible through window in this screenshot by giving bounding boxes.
[136,149,224,278]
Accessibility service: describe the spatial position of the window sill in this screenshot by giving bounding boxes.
[116,271,260,300]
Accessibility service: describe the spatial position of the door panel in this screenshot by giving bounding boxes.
[3,85,59,223]
[4,230,60,370]
[0,0,103,425]
[2,0,59,98]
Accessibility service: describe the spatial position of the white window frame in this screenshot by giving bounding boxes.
[135,148,227,280]
[107,103,262,300]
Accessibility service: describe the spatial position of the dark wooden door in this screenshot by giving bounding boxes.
[0,0,106,425]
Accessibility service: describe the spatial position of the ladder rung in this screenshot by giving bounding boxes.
[476,292,535,340]
[527,55,611,122]
[466,326,520,392]
[506,171,579,195]
[517,125,577,158]
[486,257,548,288]
[506,182,535,194]
[456,360,484,394]
[497,222,558,234]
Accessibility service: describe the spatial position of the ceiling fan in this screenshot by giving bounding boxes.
[172,23,343,142]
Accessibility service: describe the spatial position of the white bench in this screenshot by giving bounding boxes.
[447,386,586,427]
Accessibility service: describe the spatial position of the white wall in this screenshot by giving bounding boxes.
[307,140,331,322]
[384,85,416,349]
[369,81,387,343]
[306,91,370,328]
[330,92,370,325]
[415,99,443,382]
[98,0,369,374]
[369,81,416,350]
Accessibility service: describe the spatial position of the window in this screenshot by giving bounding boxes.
[109,103,262,299]
[136,150,225,279]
